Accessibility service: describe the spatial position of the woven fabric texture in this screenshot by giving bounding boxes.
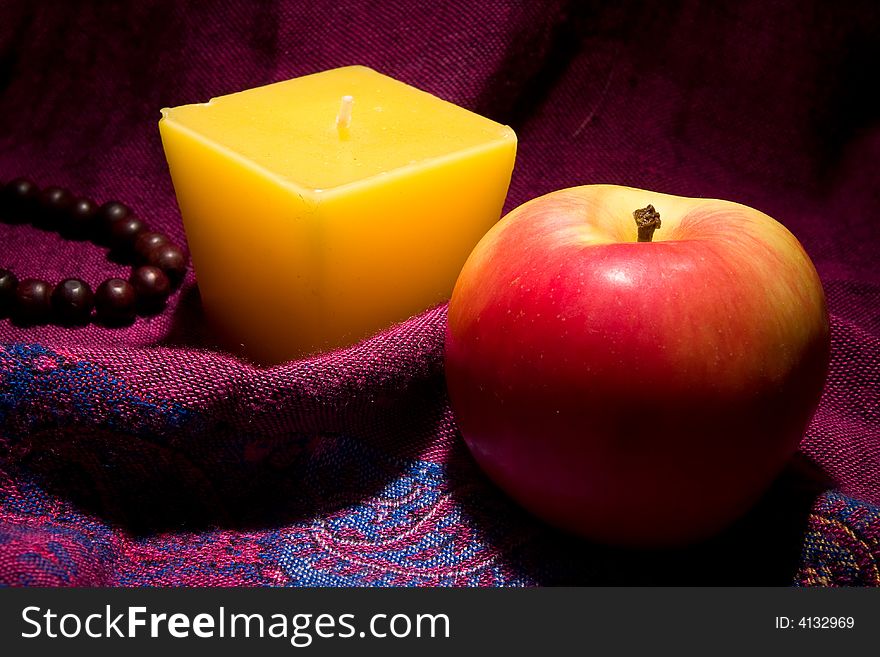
[0,0,878,586]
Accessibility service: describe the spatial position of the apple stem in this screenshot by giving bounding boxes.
[634,205,661,242]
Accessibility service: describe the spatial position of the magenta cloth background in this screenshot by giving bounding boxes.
[1,1,878,585]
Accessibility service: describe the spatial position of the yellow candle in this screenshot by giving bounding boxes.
[159,65,516,364]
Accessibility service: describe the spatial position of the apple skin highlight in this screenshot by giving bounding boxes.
[445,184,830,547]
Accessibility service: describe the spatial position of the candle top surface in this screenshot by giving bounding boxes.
[161,66,515,193]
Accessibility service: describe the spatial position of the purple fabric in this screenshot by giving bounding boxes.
[1,0,878,585]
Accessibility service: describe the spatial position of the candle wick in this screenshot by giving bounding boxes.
[336,95,354,130]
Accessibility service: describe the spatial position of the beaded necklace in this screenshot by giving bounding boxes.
[0,177,187,326]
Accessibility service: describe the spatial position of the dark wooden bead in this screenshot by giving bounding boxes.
[130,265,170,313]
[2,177,39,222]
[108,215,147,252]
[95,278,136,324]
[64,197,99,238]
[3,177,39,203]
[37,186,74,229]
[130,265,170,300]
[13,278,54,324]
[146,243,187,286]
[0,268,18,316]
[133,231,169,263]
[98,200,131,225]
[51,278,94,324]
[95,201,133,245]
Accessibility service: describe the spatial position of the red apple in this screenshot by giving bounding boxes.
[445,185,829,546]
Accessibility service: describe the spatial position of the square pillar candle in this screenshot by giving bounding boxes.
[159,65,516,364]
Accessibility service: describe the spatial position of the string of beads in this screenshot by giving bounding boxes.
[0,177,187,326]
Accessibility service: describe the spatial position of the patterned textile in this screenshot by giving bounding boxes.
[1,0,878,586]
